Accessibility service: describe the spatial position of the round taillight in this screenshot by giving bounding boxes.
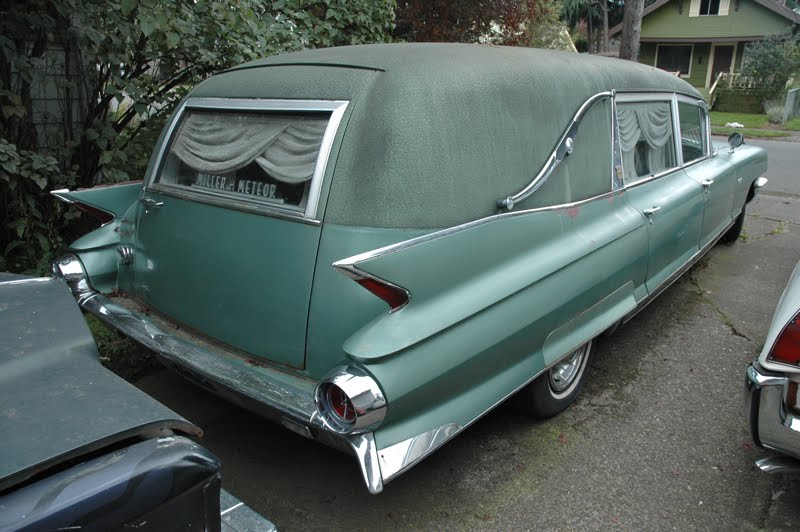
[326,384,356,424]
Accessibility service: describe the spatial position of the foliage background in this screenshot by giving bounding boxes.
[0,0,396,273]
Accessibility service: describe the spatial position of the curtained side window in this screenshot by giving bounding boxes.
[157,110,331,210]
[616,101,677,185]
[678,102,707,163]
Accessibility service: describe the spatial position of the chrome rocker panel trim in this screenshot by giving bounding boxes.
[746,364,800,464]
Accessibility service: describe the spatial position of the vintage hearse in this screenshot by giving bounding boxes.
[51,44,767,494]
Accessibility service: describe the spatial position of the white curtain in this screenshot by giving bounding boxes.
[617,103,674,182]
[170,112,328,184]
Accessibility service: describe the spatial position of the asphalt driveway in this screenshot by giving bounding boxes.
[137,138,800,530]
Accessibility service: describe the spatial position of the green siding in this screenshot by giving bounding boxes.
[688,43,711,86]
[640,43,657,66]
[641,0,794,39]
[734,42,745,70]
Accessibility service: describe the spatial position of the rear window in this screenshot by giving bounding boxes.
[156,110,331,212]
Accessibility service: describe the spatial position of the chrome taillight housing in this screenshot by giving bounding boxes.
[315,366,387,434]
[768,310,800,368]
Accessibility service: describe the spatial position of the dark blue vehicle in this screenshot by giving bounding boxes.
[0,273,273,531]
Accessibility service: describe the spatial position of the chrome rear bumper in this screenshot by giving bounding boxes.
[745,363,800,465]
[51,254,386,494]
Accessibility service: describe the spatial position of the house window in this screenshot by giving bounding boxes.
[655,45,693,76]
[690,0,729,16]
[699,0,720,15]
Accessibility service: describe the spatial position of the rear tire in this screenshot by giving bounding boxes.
[516,340,592,419]
[721,203,746,244]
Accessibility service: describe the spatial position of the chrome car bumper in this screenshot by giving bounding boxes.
[745,363,800,469]
[51,254,386,494]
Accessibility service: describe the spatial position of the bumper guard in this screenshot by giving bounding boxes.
[745,363,800,464]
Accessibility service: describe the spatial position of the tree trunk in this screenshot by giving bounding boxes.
[601,0,609,53]
[619,0,644,61]
[587,10,593,54]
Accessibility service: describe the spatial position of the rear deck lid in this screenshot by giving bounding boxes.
[131,99,348,369]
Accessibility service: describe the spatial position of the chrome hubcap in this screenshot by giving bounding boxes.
[549,344,588,393]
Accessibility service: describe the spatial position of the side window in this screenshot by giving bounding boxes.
[522,99,613,209]
[617,101,677,185]
[678,102,707,163]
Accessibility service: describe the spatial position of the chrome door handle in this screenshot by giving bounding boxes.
[643,207,661,215]
[140,197,163,208]
[701,179,714,187]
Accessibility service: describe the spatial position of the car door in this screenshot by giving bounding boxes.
[678,99,737,248]
[615,94,704,294]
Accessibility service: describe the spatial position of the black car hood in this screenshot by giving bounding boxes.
[0,274,198,492]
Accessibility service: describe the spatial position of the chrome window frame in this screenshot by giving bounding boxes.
[614,92,680,187]
[674,94,710,167]
[145,98,349,222]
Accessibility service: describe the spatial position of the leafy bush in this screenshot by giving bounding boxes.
[0,0,396,273]
[764,99,784,124]
[740,30,800,100]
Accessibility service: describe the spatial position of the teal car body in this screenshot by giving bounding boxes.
[52,44,768,493]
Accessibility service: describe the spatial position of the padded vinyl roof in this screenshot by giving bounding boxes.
[229,43,702,98]
[202,44,704,228]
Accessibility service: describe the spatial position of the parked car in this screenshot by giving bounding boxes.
[745,260,800,473]
[50,43,768,494]
[0,273,274,531]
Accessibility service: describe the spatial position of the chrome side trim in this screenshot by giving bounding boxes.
[377,423,461,483]
[622,215,736,324]
[145,98,349,222]
[0,277,53,287]
[334,188,627,269]
[315,365,388,433]
[498,91,613,210]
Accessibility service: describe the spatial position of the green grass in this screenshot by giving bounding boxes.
[784,117,800,131]
[711,126,790,138]
[709,111,768,129]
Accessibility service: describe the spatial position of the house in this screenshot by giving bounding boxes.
[609,0,800,88]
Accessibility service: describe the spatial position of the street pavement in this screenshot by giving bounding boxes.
[137,138,799,530]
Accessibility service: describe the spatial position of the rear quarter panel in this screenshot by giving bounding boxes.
[320,192,648,449]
